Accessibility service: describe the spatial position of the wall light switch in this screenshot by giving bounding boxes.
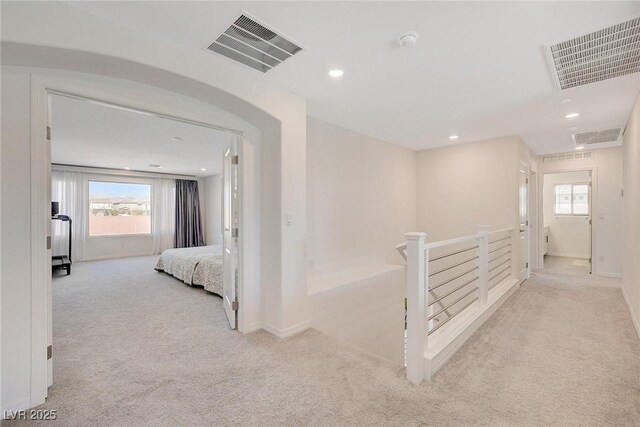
[285,212,293,226]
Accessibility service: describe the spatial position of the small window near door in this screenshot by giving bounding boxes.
[89,181,151,236]
[554,183,589,216]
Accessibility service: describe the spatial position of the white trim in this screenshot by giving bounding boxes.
[546,251,592,259]
[621,285,640,340]
[596,272,623,279]
[30,75,49,409]
[52,164,198,181]
[537,166,598,275]
[245,321,263,334]
[47,90,241,136]
[262,320,311,339]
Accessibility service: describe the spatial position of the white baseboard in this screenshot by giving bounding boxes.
[595,272,622,279]
[621,285,640,340]
[262,319,311,339]
[546,252,590,259]
[243,321,263,334]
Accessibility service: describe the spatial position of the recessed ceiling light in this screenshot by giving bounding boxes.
[123,167,131,170]
[200,168,207,172]
[569,126,579,132]
[565,112,580,119]
[575,145,585,150]
[449,135,459,140]
[170,136,182,141]
[328,69,344,78]
[562,98,572,104]
[148,164,165,169]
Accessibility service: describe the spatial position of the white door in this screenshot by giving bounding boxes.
[223,138,239,329]
[46,95,53,388]
[585,174,593,274]
[518,167,529,280]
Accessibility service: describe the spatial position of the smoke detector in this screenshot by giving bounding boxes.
[398,31,419,48]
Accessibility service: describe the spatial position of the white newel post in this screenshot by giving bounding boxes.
[477,225,490,306]
[405,232,427,384]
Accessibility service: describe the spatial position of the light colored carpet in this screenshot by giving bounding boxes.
[11,256,640,426]
[543,255,591,275]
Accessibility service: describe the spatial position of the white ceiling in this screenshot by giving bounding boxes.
[51,95,230,176]
[68,1,640,154]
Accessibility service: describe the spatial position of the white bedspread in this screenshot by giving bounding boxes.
[155,245,223,296]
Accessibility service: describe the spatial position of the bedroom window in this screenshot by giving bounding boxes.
[554,183,589,216]
[89,181,152,236]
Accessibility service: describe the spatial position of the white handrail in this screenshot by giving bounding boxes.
[488,227,513,235]
[395,242,408,261]
[424,233,478,250]
[398,225,516,384]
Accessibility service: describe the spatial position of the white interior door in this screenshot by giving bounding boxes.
[519,167,529,280]
[223,137,239,329]
[586,173,593,273]
[46,95,53,388]
[529,171,537,270]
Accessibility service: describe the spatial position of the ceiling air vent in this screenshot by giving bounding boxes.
[208,14,304,73]
[545,16,640,90]
[572,128,622,146]
[542,151,593,163]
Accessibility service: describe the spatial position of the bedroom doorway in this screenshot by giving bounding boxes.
[45,90,245,387]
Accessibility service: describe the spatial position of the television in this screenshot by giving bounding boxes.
[51,201,60,217]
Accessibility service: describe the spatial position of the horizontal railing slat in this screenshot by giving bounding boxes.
[428,297,479,335]
[429,286,479,319]
[428,276,479,306]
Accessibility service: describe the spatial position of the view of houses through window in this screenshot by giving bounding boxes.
[89,181,151,236]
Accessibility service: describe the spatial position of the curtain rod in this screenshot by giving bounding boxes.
[52,164,200,181]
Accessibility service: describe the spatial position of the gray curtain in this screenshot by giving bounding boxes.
[175,179,204,248]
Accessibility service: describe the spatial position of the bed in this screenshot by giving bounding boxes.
[155,245,224,296]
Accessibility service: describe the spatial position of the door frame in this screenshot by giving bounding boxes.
[518,161,530,281]
[537,166,597,274]
[30,75,246,405]
[529,169,538,271]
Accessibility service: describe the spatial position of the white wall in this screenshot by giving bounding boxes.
[623,93,640,338]
[543,171,592,259]
[417,136,521,241]
[203,174,222,245]
[537,147,623,277]
[310,267,405,365]
[306,117,414,365]
[1,69,33,411]
[306,117,417,274]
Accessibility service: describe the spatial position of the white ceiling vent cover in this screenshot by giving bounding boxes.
[572,128,622,146]
[545,16,640,90]
[208,14,303,73]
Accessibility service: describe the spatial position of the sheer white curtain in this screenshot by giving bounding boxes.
[152,178,176,254]
[51,170,88,261]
